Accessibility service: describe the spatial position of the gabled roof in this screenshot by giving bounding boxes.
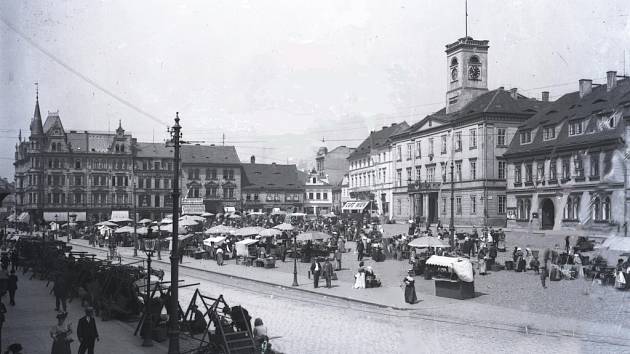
[348,122,409,160]
[43,112,65,135]
[395,88,548,139]
[180,145,240,165]
[242,163,304,190]
[136,142,174,158]
[505,79,630,157]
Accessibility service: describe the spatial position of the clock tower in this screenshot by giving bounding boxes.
[445,37,489,114]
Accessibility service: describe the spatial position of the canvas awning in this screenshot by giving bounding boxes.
[342,201,370,211]
[17,212,30,223]
[426,255,474,282]
[203,236,226,247]
[235,238,259,257]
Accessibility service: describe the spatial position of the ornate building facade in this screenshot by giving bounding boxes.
[504,72,630,236]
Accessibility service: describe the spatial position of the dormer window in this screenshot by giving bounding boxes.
[520,129,532,144]
[568,119,584,136]
[543,126,556,140]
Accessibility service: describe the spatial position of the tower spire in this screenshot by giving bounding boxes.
[30,82,44,136]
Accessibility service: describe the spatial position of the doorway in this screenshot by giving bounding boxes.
[428,193,438,224]
[541,198,555,230]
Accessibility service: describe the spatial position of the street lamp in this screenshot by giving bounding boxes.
[141,230,159,347]
[54,214,58,240]
[292,231,299,286]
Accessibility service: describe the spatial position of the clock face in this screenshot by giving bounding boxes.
[450,67,458,81]
[468,65,481,80]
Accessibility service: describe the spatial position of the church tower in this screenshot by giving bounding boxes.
[445,37,489,114]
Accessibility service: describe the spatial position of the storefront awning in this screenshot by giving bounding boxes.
[44,212,87,222]
[342,201,370,211]
[17,212,30,223]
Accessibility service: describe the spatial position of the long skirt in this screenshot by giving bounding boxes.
[51,339,71,354]
[216,253,224,266]
[404,285,417,304]
[479,259,487,274]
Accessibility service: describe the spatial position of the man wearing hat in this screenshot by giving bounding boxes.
[77,307,99,354]
[323,258,334,288]
[310,257,322,288]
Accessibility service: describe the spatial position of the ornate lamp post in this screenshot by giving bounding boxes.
[292,231,298,286]
[141,230,159,347]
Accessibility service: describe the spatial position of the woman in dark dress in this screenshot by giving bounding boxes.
[50,312,72,354]
[403,270,418,304]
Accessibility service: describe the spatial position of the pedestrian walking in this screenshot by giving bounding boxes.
[323,258,333,288]
[216,247,224,266]
[1,253,8,271]
[50,312,72,354]
[403,270,418,304]
[77,307,99,354]
[179,247,184,264]
[540,266,548,289]
[9,249,18,272]
[310,257,322,288]
[565,236,570,254]
[334,248,342,271]
[53,274,68,312]
[357,240,364,261]
[7,270,17,306]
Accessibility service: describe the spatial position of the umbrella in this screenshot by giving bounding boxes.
[408,236,449,248]
[205,225,236,234]
[180,215,205,222]
[323,212,336,218]
[232,226,265,237]
[114,226,135,234]
[138,218,153,224]
[61,222,78,228]
[201,212,215,217]
[109,218,133,223]
[136,227,149,235]
[160,218,173,224]
[153,224,186,234]
[259,228,282,237]
[179,218,200,227]
[228,214,241,219]
[96,221,117,227]
[273,223,294,231]
[288,212,306,217]
[296,232,330,242]
[271,210,287,215]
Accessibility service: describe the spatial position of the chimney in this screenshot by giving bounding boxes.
[250,155,255,164]
[579,79,592,98]
[510,88,518,99]
[607,71,617,91]
[541,91,549,102]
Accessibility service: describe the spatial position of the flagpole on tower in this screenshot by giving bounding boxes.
[465,0,468,37]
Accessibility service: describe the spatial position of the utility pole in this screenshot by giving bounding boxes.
[132,141,138,257]
[167,113,182,354]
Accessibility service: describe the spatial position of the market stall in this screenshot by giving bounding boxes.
[425,255,475,300]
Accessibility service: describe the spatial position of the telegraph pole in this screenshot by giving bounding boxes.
[450,162,455,248]
[167,113,181,354]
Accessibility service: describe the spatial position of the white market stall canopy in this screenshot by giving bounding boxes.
[235,238,259,257]
[408,237,449,248]
[44,212,86,222]
[426,255,474,282]
[205,225,237,235]
[203,236,226,247]
[342,201,370,212]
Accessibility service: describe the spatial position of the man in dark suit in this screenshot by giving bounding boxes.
[77,307,99,354]
[310,258,322,288]
[323,258,334,288]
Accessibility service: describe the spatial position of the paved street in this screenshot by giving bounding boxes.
[60,241,630,353]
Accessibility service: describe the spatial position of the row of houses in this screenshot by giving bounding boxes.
[13,96,353,224]
[344,35,630,237]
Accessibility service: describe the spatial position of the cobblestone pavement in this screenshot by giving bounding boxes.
[67,242,630,353]
[3,270,166,354]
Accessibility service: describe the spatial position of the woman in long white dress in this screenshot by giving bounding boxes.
[353,262,366,289]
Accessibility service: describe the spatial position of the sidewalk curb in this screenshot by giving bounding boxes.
[71,242,412,311]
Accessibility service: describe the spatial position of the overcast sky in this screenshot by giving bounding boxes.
[1,0,629,179]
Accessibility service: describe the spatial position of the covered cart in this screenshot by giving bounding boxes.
[425,255,475,300]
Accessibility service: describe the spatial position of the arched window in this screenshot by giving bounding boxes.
[120,144,125,152]
[469,55,480,64]
[115,144,120,153]
[592,197,601,221]
[602,196,611,221]
[450,57,458,67]
[564,195,581,220]
[51,142,56,151]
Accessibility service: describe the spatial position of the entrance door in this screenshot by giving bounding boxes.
[541,198,555,230]
[428,193,438,224]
